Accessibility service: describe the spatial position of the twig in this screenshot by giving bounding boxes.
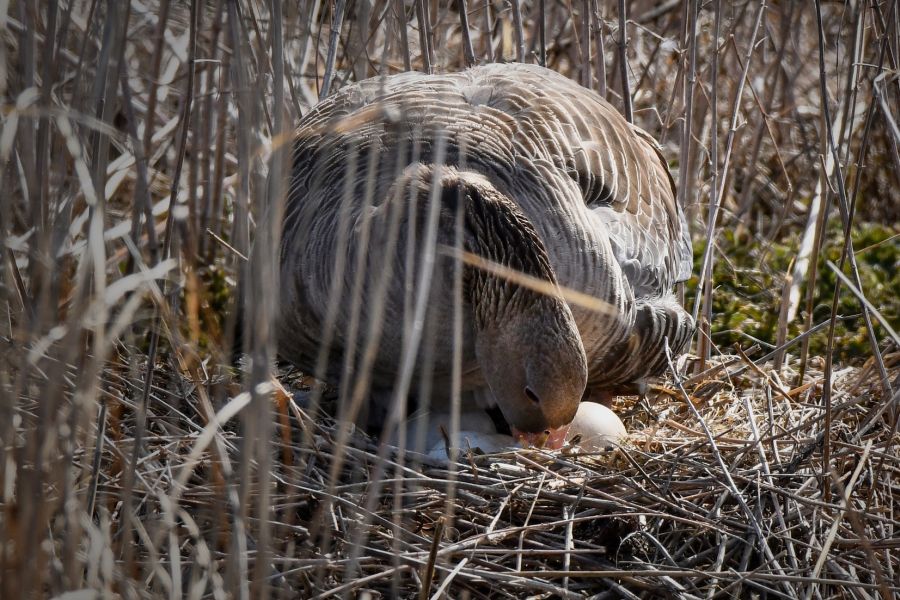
[506,0,524,62]
[320,0,346,99]
[420,516,444,600]
[616,0,632,122]
[456,0,476,67]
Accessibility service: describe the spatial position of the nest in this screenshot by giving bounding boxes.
[85,348,899,599]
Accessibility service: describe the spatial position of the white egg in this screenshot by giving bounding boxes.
[567,402,627,450]
[427,431,517,461]
[399,409,519,458]
[399,401,626,463]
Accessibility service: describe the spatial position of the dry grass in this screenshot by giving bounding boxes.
[1,0,898,598]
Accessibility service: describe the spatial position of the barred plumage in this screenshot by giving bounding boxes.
[277,63,694,440]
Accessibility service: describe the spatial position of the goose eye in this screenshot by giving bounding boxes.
[525,386,541,405]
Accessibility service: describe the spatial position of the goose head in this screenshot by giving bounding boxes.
[475,299,587,448]
[444,168,587,448]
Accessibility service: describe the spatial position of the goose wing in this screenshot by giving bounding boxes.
[290,64,692,298]
[459,63,692,296]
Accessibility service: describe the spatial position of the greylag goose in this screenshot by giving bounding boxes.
[277,63,693,447]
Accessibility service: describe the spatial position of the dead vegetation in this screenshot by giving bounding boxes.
[1,0,898,598]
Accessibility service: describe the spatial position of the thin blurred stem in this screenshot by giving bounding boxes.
[142,0,172,157]
[207,52,230,264]
[246,0,286,594]
[483,0,494,62]
[837,1,866,164]
[320,0,346,99]
[18,2,38,265]
[185,5,206,263]
[423,0,436,69]
[698,0,722,370]
[539,0,546,66]
[581,0,592,88]
[35,0,57,237]
[677,0,698,214]
[457,0,476,67]
[396,0,412,71]
[416,0,432,72]
[813,0,838,503]
[797,164,828,385]
[511,0,525,62]
[121,71,159,275]
[198,0,226,260]
[15,0,45,345]
[225,1,255,596]
[592,1,605,97]
[616,0,632,122]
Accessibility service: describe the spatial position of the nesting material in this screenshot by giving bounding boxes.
[73,352,897,598]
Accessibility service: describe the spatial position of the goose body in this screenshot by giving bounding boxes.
[277,63,693,442]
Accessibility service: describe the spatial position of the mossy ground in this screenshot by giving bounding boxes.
[689,220,898,363]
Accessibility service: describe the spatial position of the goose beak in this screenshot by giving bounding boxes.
[512,425,570,450]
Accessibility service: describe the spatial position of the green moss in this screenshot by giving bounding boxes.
[686,220,899,363]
